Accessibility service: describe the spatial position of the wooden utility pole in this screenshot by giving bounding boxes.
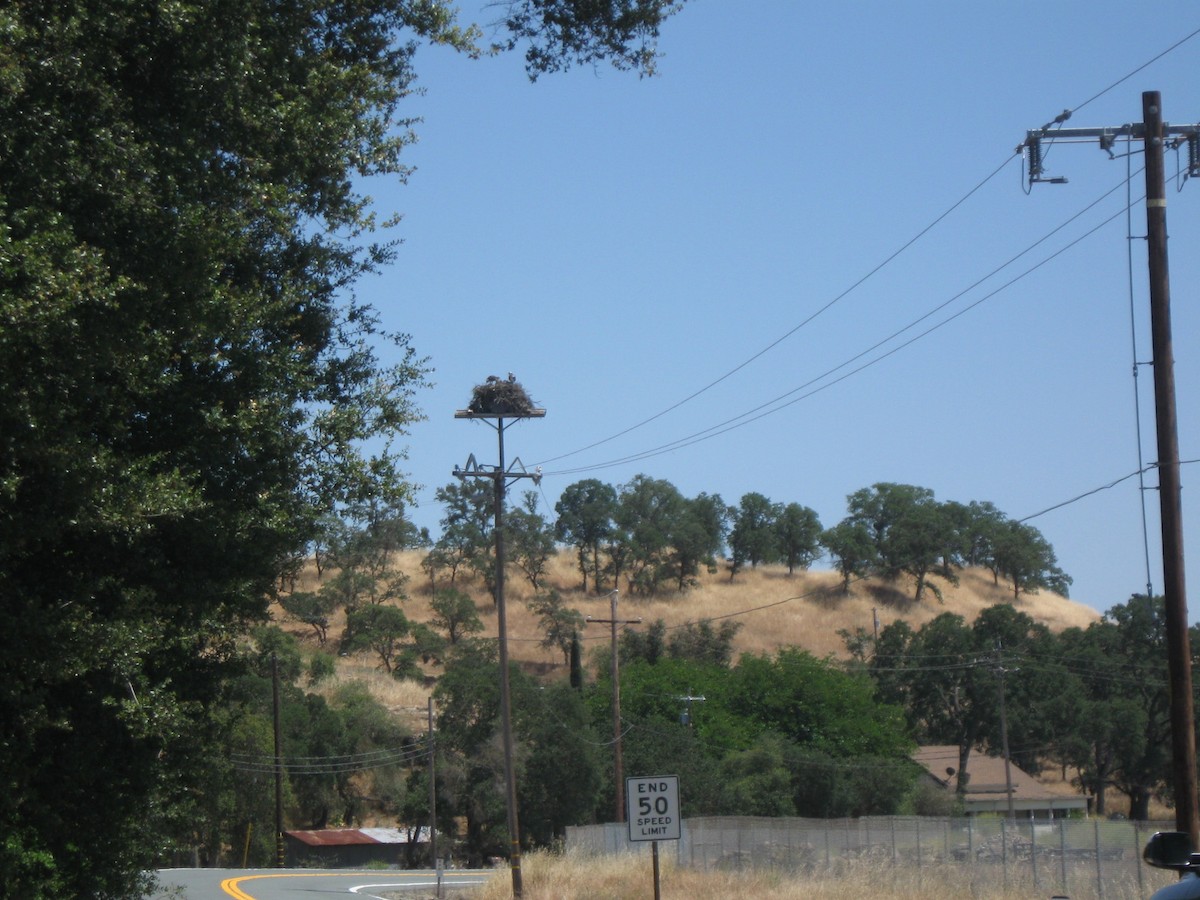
[272,653,285,867]
[427,698,438,874]
[1142,91,1199,845]
[455,401,545,897]
[993,649,1016,820]
[1021,91,1199,844]
[587,591,641,823]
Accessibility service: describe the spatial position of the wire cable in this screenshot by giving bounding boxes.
[1124,140,1157,597]
[535,26,1200,475]
[1069,25,1200,117]
[546,178,1142,477]
[534,154,1019,468]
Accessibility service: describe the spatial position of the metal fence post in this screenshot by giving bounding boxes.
[1059,818,1068,893]
[1136,823,1144,894]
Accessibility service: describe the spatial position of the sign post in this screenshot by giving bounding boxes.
[625,776,680,900]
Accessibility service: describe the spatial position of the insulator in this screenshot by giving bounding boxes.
[1189,134,1200,178]
[1027,138,1043,180]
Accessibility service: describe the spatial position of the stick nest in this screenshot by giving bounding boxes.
[467,375,538,415]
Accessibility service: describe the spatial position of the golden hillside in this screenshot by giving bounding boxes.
[278,549,1101,688]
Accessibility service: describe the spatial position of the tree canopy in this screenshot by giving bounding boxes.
[0,0,690,893]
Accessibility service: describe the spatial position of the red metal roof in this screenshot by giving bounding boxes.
[284,827,426,846]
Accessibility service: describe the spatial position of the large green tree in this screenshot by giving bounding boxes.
[554,478,618,593]
[846,483,958,602]
[0,3,442,892]
[615,474,685,596]
[665,491,728,592]
[988,519,1073,600]
[0,0,689,893]
[727,491,781,579]
[775,501,823,576]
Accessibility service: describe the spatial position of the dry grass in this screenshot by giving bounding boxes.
[467,849,1172,900]
[283,548,1100,667]
[276,549,1167,819]
[276,548,1101,681]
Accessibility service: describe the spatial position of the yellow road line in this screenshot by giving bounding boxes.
[221,870,488,899]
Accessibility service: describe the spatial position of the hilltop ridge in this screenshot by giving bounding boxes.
[283,549,1102,674]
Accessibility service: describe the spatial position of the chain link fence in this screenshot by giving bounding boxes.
[566,816,1181,899]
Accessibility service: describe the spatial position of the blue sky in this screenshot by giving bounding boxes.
[355,1,1200,622]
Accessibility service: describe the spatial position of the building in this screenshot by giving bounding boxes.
[283,826,429,868]
[913,745,1089,819]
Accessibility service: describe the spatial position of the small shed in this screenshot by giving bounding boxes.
[913,745,1090,819]
[283,826,429,868]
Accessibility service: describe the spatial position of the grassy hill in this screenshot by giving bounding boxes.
[276,549,1100,719]
[277,550,1162,817]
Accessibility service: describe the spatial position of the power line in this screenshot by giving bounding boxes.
[545,177,1142,477]
[534,154,1019,469]
[532,24,1200,478]
[229,738,431,775]
[1068,25,1200,117]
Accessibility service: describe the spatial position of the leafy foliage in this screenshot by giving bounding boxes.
[429,588,485,645]
[430,479,495,594]
[496,0,691,79]
[555,478,618,593]
[0,0,703,890]
[526,589,585,664]
[507,490,556,589]
[775,502,823,576]
[0,0,469,888]
[727,492,781,578]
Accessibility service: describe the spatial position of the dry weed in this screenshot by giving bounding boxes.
[277,548,1101,690]
[469,849,1171,900]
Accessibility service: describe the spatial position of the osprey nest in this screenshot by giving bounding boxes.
[467,374,537,415]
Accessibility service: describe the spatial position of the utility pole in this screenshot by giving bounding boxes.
[587,591,641,823]
[271,653,285,868]
[427,697,438,878]
[455,395,545,898]
[992,647,1016,821]
[1021,91,1199,844]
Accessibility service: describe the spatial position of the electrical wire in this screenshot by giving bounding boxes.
[1018,465,1152,523]
[1124,139,1157,598]
[534,154,1019,468]
[1068,25,1200,117]
[533,23,1200,477]
[545,178,1143,477]
[229,739,431,775]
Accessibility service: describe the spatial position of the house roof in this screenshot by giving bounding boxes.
[912,745,1088,812]
[284,827,429,847]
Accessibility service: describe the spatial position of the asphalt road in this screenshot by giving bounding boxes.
[150,867,493,899]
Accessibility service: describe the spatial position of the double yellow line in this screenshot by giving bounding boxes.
[220,872,371,899]
[220,870,489,899]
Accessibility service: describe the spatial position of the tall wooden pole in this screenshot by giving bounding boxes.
[587,591,640,822]
[455,401,544,897]
[428,697,438,874]
[610,591,624,823]
[272,653,285,867]
[1142,91,1199,845]
[492,419,523,896]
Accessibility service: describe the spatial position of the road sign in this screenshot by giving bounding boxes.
[625,775,680,842]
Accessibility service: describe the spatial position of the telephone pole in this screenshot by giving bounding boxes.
[455,396,545,898]
[272,652,285,868]
[991,648,1016,821]
[1021,91,1199,844]
[586,591,641,823]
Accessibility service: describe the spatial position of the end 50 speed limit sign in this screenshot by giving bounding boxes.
[626,775,680,842]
